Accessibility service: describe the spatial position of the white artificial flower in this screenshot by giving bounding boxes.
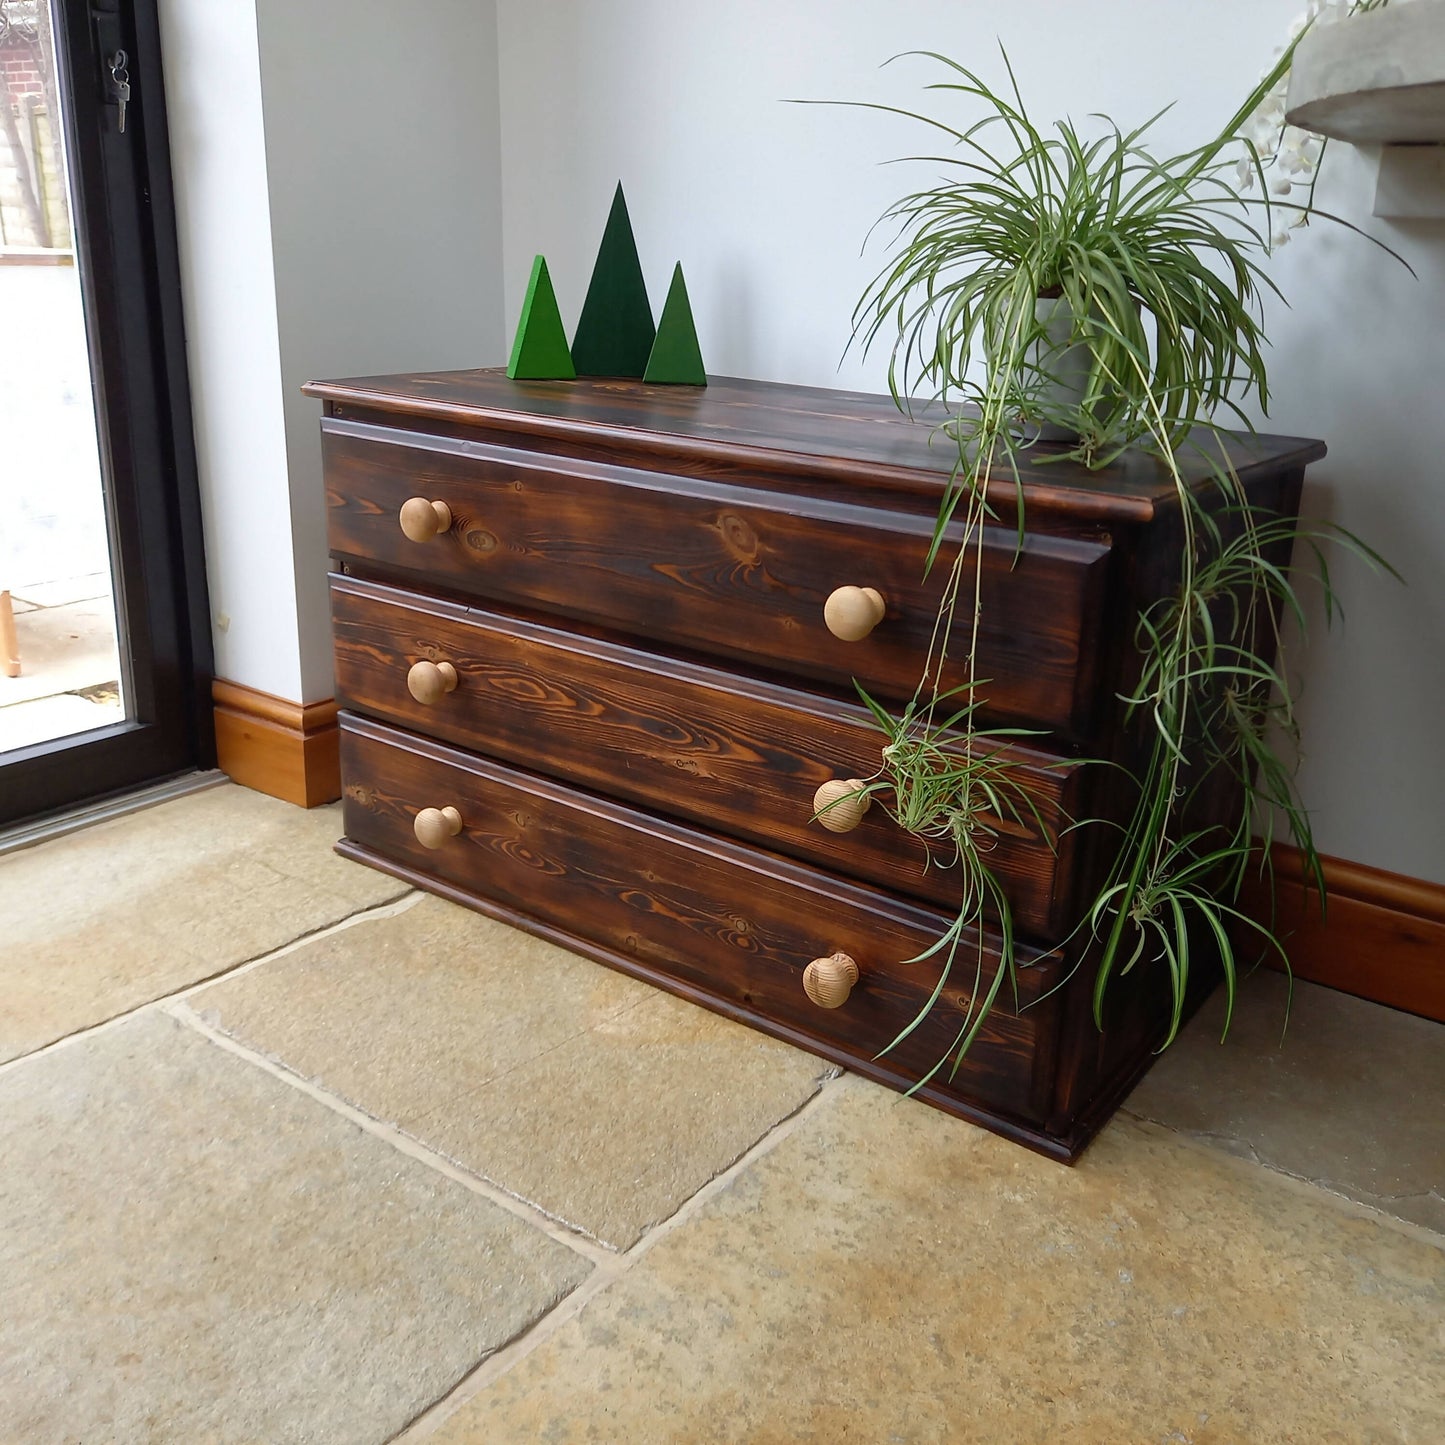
[1240,4,1360,207]
[1252,122,1284,156]
[1305,0,1350,27]
[1279,145,1309,176]
[1237,2,1357,207]
[1246,1,1382,226]
[1271,227,1292,248]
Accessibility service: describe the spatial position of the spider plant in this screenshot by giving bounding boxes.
[1098,500,1400,1046]
[811,36,1401,1078]
[834,684,1057,1088]
[847,46,1297,469]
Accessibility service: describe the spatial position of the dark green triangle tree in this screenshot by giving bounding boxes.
[644,263,706,386]
[507,255,576,380]
[571,183,655,377]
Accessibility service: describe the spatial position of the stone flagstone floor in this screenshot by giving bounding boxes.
[1,782,1441,1443]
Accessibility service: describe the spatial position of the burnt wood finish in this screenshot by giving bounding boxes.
[336,840,1090,1162]
[321,420,1112,734]
[310,369,1321,1161]
[341,713,1061,1129]
[303,371,1327,526]
[329,574,1083,935]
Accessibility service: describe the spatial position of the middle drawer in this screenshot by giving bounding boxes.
[331,574,1082,939]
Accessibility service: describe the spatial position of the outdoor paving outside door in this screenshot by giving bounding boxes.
[0,0,211,828]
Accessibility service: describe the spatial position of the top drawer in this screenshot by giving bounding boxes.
[322,419,1113,734]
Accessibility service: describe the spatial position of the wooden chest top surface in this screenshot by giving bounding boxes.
[303,369,1325,524]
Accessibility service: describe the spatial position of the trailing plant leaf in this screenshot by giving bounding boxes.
[798,32,1403,1082]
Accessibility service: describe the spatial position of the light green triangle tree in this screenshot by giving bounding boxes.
[507,255,576,380]
[644,262,707,386]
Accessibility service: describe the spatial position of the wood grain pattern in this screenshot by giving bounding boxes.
[211,679,339,809]
[303,369,1327,525]
[330,574,1083,935]
[322,420,1113,735]
[1243,842,1445,1023]
[330,843,1092,1161]
[335,838,1091,1162]
[340,712,1062,1123]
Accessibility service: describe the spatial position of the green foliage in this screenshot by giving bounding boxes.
[841,46,1299,465]
[814,41,1402,1079]
[1090,498,1401,1046]
[831,685,1054,1087]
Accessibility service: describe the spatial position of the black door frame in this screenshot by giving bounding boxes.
[2,0,213,827]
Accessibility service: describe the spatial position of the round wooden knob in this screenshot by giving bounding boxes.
[399,497,452,543]
[812,778,872,833]
[413,805,462,849]
[803,951,860,1009]
[407,660,458,706]
[824,586,886,642]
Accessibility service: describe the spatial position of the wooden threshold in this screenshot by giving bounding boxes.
[211,679,340,808]
[1243,843,1445,1024]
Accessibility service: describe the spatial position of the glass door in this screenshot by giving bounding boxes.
[0,0,211,827]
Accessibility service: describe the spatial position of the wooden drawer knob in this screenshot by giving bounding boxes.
[399,497,452,542]
[812,778,872,833]
[824,586,885,641]
[803,951,860,1009]
[407,659,458,706]
[414,805,462,849]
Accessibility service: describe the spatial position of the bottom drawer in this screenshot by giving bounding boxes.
[339,713,1065,1141]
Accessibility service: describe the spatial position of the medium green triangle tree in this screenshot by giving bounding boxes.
[644,263,706,386]
[571,183,655,377]
[506,255,576,380]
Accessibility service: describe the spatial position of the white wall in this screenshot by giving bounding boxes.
[255,0,505,702]
[159,0,506,705]
[158,0,297,700]
[495,0,1445,886]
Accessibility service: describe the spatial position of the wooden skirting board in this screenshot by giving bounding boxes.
[1243,843,1445,1024]
[211,680,340,809]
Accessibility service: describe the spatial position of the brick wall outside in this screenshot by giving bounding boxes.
[1,32,70,249]
[2,44,44,96]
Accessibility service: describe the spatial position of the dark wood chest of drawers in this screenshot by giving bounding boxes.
[306,370,1323,1161]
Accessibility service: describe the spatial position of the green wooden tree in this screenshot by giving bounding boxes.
[571,183,655,377]
[506,255,576,380]
[644,263,706,386]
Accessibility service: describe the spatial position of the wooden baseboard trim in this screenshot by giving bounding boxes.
[1242,843,1445,1023]
[211,679,340,809]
